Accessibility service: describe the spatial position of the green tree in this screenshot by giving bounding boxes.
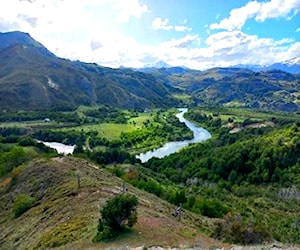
[94,194,138,241]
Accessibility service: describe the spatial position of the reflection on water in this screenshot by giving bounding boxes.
[136,108,211,163]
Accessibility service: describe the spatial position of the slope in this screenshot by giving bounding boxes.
[0,31,177,111]
[0,157,225,250]
[159,67,300,111]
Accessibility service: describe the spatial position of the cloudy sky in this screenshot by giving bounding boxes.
[0,0,299,69]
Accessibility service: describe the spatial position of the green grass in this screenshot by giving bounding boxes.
[0,121,57,128]
[56,112,154,141]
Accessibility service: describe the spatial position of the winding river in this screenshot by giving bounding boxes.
[39,108,211,160]
[136,108,211,163]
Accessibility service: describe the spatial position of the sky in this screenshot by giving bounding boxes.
[0,0,299,69]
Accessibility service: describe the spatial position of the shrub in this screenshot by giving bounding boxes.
[13,194,35,218]
[94,194,138,241]
[193,199,229,218]
[213,213,271,244]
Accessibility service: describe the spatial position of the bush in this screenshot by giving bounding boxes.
[13,194,35,218]
[94,194,138,241]
[213,213,271,244]
[193,199,229,218]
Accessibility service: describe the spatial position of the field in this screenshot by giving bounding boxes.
[56,113,154,140]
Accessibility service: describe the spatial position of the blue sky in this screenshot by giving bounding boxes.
[0,0,299,69]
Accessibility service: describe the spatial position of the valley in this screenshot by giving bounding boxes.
[0,31,299,249]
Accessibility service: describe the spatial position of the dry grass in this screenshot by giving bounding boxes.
[0,156,226,250]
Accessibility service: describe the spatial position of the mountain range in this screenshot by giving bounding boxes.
[0,31,177,111]
[233,57,300,74]
[0,31,299,112]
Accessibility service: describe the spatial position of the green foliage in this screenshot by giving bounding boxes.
[89,148,138,165]
[83,106,128,123]
[213,214,271,244]
[18,136,36,146]
[172,190,187,205]
[192,199,229,218]
[94,194,138,241]
[0,146,28,176]
[110,166,126,178]
[146,123,300,186]
[34,129,86,145]
[13,194,35,218]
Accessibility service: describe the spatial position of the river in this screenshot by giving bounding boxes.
[38,109,211,159]
[39,141,75,155]
[136,108,211,163]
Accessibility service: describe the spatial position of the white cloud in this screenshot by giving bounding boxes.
[152,17,172,30]
[210,1,260,31]
[296,28,300,33]
[174,25,192,32]
[112,0,149,22]
[256,0,300,21]
[210,0,300,31]
[0,0,298,70]
[152,17,191,32]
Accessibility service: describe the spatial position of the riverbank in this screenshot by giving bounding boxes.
[136,108,211,163]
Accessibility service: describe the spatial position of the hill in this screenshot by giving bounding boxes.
[0,157,225,250]
[1,31,299,112]
[0,31,178,111]
[158,68,300,112]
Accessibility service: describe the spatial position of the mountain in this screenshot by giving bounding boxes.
[0,157,224,249]
[0,31,178,111]
[143,60,171,69]
[266,57,300,74]
[234,57,300,74]
[161,67,300,112]
[0,31,45,51]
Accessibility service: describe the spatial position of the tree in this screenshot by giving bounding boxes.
[94,194,138,241]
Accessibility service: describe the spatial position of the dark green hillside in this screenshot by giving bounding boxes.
[0,32,177,111]
[143,108,300,244]
[192,70,300,111]
[146,124,300,185]
[143,67,300,112]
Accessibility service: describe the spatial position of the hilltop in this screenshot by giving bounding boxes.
[0,156,226,250]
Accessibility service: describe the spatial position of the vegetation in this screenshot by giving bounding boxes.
[94,194,138,241]
[140,107,300,244]
[1,31,300,248]
[13,194,35,218]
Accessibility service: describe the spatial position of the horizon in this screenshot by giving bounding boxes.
[0,0,299,70]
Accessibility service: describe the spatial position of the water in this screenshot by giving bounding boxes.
[136,108,211,163]
[39,141,75,155]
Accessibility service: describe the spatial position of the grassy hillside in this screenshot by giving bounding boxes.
[0,157,227,250]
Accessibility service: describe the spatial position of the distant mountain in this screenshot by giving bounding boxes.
[234,57,300,74]
[0,31,178,111]
[145,60,171,68]
[266,57,300,74]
